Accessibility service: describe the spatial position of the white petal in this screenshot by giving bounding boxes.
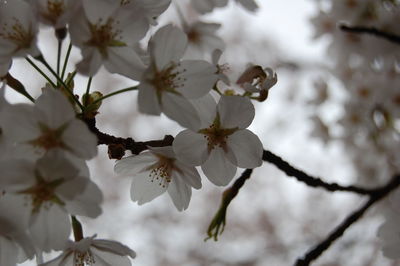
[138,80,162,115]
[114,153,158,175]
[35,89,75,129]
[62,120,98,159]
[39,252,73,266]
[76,48,103,77]
[167,177,192,211]
[92,239,136,258]
[147,146,175,158]
[151,25,187,70]
[218,95,255,129]
[174,161,202,189]
[130,171,167,205]
[0,159,35,191]
[190,93,217,128]
[64,180,103,218]
[82,0,119,24]
[173,129,208,166]
[0,236,18,266]
[37,151,79,182]
[162,92,201,130]
[201,148,236,186]
[30,205,70,252]
[226,129,263,168]
[91,247,132,266]
[104,47,146,81]
[176,60,217,99]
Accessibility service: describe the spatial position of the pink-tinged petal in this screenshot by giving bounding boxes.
[150,25,187,70]
[174,161,202,189]
[91,248,132,266]
[35,89,75,129]
[176,60,217,99]
[167,178,191,211]
[162,92,201,130]
[82,0,119,24]
[30,205,70,252]
[114,153,158,176]
[62,120,98,159]
[63,180,103,218]
[173,129,208,166]
[76,48,103,77]
[138,81,161,115]
[190,93,217,128]
[201,148,236,186]
[130,171,167,205]
[0,159,35,191]
[218,95,255,129]
[104,47,146,81]
[226,129,263,168]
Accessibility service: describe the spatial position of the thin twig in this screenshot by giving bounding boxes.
[339,24,400,45]
[295,174,400,266]
[262,150,375,195]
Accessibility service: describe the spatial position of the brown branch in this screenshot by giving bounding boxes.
[84,118,173,158]
[262,150,376,195]
[295,174,400,266]
[339,24,400,45]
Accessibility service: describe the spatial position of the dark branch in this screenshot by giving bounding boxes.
[84,118,173,157]
[339,24,400,45]
[262,150,375,195]
[295,174,400,266]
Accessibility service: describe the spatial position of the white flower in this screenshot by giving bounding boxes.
[0,0,40,76]
[0,151,103,252]
[68,0,147,79]
[40,235,136,266]
[1,88,97,160]
[173,95,263,186]
[120,0,171,26]
[138,24,217,129]
[183,21,225,58]
[30,0,80,29]
[114,146,202,211]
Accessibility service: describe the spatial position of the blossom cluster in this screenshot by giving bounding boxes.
[0,0,271,265]
[310,0,400,260]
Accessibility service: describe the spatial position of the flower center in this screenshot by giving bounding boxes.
[41,0,66,25]
[18,172,65,213]
[74,250,95,266]
[199,115,238,153]
[86,18,126,57]
[150,63,186,103]
[28,122,68,152]
[148,155,177,188]
[0,17,34,51]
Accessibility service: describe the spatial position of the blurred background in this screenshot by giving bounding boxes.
[12,0,400,265]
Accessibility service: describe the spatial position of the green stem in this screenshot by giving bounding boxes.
[71,216,84,241]
[61,43,72,80]
[84,77,93,106]
[25,57,57,88]
[91,86,138,106]
[34,55,84,110]
[57,39,62,76]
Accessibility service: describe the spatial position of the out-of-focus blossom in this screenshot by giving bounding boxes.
[190,0,258,14]
[1,88,97,160]
[0,151,103,252]
[173,95,263,186]
[40,235,136,266]
[0,0,40,76]
[68,0,147,79]
[138,24,217,129]
[115,146,201,211]
[30,0,80,29]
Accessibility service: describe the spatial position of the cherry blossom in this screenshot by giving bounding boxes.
[114,146,202,211]
[173,95,263,186]
[30,0,80,29]
[40,235,136,266]
[0,0,40,76]
[138,24,218,129]
[68,0,148,79]
[1,88,98,160]
[0,151,103,252]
